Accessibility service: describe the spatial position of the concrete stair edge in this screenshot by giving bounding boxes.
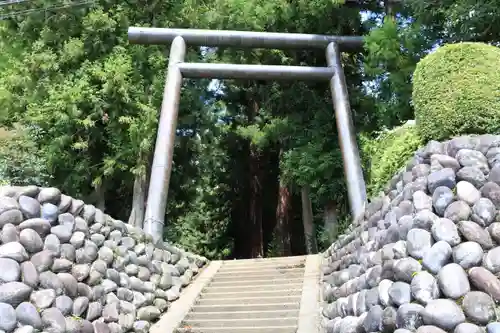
[182,317,299,328]
[199,288,303,298]
[220,255,308,264]
[195,295,302,305]
[208,277,304,286]
[204,282,303,292]
[185,309,300,319]
[189,302,301,312]
[174,326,298,333]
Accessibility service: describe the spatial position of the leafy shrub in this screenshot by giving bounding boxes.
[0,127,51,186]
[362,123,423,197]
[413,42,500,141]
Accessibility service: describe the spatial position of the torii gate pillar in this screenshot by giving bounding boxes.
[128,27,367,242]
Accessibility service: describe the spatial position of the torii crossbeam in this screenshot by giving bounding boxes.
[128,27,367,242]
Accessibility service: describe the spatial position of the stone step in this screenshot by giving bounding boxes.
[190,302,301,313]
[175,326,297,333]
[216,266,305,275]
[221,255,307,265]
[199,288,302,299]
[196,295,302,306]
[205,282,303,292]
[155,255,323,333]
[219,262,305,271]
[219,260,306,271]
[186,309,299,320]
[208,277,304,287]
[182,317,298,328]
[211,270,304,281]
[217,265,304,275]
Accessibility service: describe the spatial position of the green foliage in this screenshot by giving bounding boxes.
[413,42,500,141]
[315,213,351,252]
[362,123,423,197]
[235,118,290,149]
[265,230,282,258]
[0,127,51,186]
[403,0,500,44]
[281,140,347,209]
[363,17,434,129]
[164,115,234,260]
[2,0,472,259]
[184,0,370,256]
[166,193,233,259]
[0,0,188,202]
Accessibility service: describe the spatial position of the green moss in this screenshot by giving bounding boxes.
[362,123,424,197]
[413,42,500,141]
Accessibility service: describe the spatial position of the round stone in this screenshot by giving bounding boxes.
[421,299,465,330]
[15,302,41,329]
[18,196,40,219]
[456,149,488,173]
[456,181,481,205]
[0,303,16,332]
[417,326,447,333]
[455,323,484,333]
[0,259,20,283]
[487,322,500,333]
[471,198,496,227]
[457,220,494,249]
[444,200,472,223]
[413,191,433,211]
[457,166,486,189]
[483,246,500,273]
[428,168,456,193]
[388,281,411,306]
[410,271,440,305]
[431,218,461,246]
[432,186,454,216]
[19,229,43,253]
[407,229,432,259]
[469,267,500,302]
[437,263,470,299]
[422,241,452,274]
[452,241,483,269]
[396,303,424,331]
[393,258,422,283]
[462,291,496,325]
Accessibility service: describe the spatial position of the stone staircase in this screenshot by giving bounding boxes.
[150,255,321,333]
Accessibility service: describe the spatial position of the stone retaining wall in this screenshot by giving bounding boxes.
[0,185,207,333]
[321,135,500,333]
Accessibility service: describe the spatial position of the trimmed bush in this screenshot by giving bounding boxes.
[413,42,500,141]
[361,122,423,197]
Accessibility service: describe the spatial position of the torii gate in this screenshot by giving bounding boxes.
[128,27,367,242]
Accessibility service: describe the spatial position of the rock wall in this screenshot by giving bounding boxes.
[321,135,500,333]
[0,185,207,333]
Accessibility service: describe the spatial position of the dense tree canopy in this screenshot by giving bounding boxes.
[0,0,496,259]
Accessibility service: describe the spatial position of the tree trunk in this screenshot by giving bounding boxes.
[385,0,393,17]
[323,200,338,244]
[275,150,292,256]
[95,182,106,212]
[301,185,318,254]
[128,172,147,227]
[248,99,264,258]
